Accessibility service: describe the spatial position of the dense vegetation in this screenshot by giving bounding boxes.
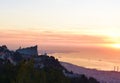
[0,58,99,83]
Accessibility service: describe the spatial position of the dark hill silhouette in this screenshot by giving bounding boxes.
[0,45,99,83]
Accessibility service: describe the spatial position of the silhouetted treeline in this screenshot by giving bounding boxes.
[0,58,99,83]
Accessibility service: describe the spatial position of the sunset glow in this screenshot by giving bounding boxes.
[111,44,120,49]
[0,0,120,71]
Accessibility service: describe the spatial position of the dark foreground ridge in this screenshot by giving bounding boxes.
[0,45,99,83]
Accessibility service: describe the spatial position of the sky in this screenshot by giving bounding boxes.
[0,0,120,70]
[0,0,120,49]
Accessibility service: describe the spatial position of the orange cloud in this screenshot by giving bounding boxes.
[0,29,113,51]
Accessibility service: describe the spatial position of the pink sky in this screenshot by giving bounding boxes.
[0,28,115,51]
[1,0,120,70]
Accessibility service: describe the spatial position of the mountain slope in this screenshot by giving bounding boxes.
[61,62,120,83]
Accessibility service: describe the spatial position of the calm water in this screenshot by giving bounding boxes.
[49,48,120,71]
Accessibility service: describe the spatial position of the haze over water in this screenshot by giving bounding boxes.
[45,46,120,71]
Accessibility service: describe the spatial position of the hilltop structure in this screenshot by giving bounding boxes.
[16,45,38,58]
[0,45,38,65]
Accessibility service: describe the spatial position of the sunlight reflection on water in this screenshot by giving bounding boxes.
[49,52,120,71]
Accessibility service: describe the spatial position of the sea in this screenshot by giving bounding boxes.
[45,46,120,71]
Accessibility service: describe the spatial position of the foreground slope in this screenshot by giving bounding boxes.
[61,62,120,83]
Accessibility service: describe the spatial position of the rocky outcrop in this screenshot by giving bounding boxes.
[16,45,38,58]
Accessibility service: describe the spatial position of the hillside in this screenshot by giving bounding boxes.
[61,62,120,83]
[0,45,100,83]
